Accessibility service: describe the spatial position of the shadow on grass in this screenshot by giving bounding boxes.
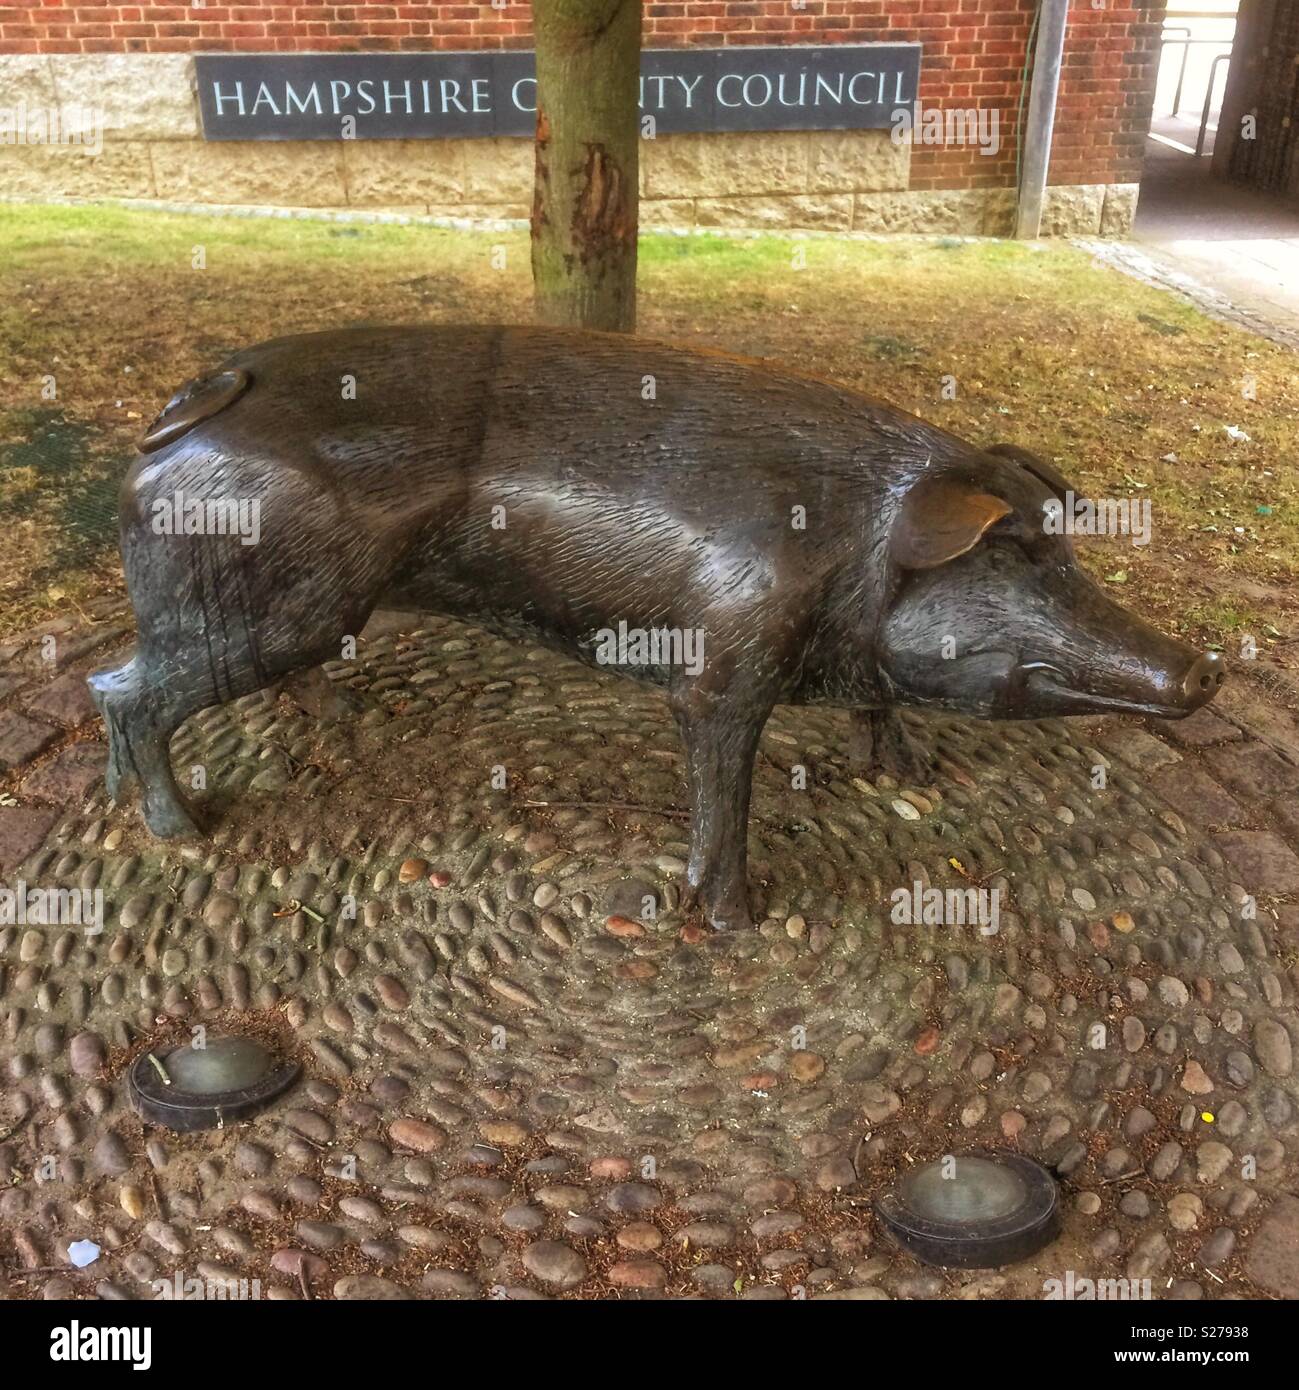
[0,406,130,582]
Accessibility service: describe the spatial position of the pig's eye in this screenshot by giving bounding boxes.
[986,531,1039,570]
[995,513,1060,562]
[984,538,1014,567]
[985,517,1025,551]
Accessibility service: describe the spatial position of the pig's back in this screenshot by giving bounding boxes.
[132,323,968,676]
[211,323,961,509]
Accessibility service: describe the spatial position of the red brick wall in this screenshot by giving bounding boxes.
[0,1,1167,189]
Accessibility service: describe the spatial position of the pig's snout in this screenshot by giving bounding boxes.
[1181,649,1227,712]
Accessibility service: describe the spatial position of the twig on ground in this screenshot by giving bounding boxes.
[521,798,689,818]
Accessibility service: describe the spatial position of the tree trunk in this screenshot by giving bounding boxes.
[531,0,641,333]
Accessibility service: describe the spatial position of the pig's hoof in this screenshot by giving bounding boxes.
[709,907,755,933]
[142,794,202,840]
[682,882,755,932]
[104,762,139,803]
[872,721,934,785]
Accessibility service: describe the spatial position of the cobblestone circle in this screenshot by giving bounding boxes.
[1,601,1297,1301]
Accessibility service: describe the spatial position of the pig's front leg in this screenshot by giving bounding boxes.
[670,676,774,932]
[851,707,933,784]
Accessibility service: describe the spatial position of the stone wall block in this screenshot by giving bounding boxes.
[150,141,346,206]
[0,56,58,111]
[1099,182,1139,238]
[639,198,697,229]
[426,201,530,222]
[0,142,155,200]
[460,137,533,202]
[643,131,810,199]
[1040,183,1105,237]
[807,129,909,192]
[695,193,853,232]
[49,54,199,141]
[854,188,982,235]
[343,139,465,205]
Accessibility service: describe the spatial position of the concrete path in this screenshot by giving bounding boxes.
[1120,136,1299,347]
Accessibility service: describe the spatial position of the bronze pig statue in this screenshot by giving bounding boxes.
[91,326,1225,930]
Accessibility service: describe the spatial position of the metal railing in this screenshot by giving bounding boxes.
[1196,50,1233,157]
[1163,26,1193,115]
[1159,17,1237,156]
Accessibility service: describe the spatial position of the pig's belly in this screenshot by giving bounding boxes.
[447,607,679,691]
[379,557,865,707]
[376,592,681,692]
[378,549,690,694]
[377,488,789,685]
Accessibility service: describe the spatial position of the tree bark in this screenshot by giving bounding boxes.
[531,0,642,333]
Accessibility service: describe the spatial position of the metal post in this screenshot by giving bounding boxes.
[1196,50,1231,156]
[1163,27,1192,115]
[1015,0,1070,239]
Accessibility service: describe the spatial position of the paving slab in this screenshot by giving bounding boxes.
[0,805,59,872]
[1269,799,1299,849]
[20,741,107,806]
[1149,762,1243,827]
[22,665,98,728]
[0,710,58,773]
[1097,727,1181,771]
[1212,831,1299,896]
[1243,1195,1299,1298]
[1203,742,1299,800]
[1155,706,1242,748]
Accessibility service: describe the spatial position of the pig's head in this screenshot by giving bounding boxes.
[878,445,1225,721]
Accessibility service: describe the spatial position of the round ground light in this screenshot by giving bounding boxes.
[874,1151,1060,1269]
[128,1035,300,1133]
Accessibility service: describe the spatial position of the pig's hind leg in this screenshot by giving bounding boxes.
[90,507,385,840]
[89,651,206,838]
[88,656,146,806]
[92,607,372,839]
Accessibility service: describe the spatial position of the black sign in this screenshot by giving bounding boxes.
[195,45,921,141]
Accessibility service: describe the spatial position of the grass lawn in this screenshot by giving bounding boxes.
[1,201,1296,656]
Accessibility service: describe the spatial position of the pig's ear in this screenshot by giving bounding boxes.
[893,478,1013,570]
[986,442,1071,502]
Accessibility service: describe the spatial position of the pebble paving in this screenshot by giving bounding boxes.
[1,601,1297,1301]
